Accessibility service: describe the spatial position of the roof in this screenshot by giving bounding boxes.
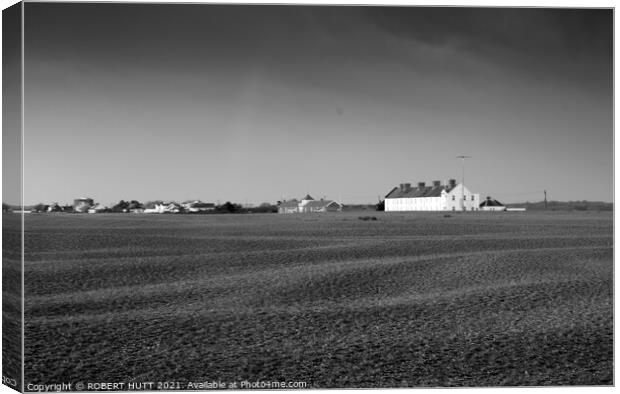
[480,198,505,207]
[385,184,455,199]
[305,200,341,209]
[190,202,215,208]
[302,194,314,200]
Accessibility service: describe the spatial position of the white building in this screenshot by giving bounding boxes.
[182,200,215,213]
[278,194,343,214]
[87,203,108,213]
[479,197,506,211]
[384,179,480,212]
[73,197,94,213]
[144,202,182,214]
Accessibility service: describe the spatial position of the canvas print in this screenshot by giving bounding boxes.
[2,2,614,391]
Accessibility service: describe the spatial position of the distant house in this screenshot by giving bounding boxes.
[144,201,182,214]
[127,201,144,213]
[47,203,63,212]
[278,194,343,214]
[88,203,108,213]
[143,201,162,214]
[182,200,216,213]
[479,196,506,211]
[384,179,480,212]
[165,202,183,213]
[73,197,94,213]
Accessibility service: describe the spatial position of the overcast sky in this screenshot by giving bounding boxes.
[16,4,612,205]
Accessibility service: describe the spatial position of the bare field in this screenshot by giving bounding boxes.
[18,211,613,387]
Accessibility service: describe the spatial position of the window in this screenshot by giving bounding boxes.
[463,195,467,200]
[452,207,455,211]
[452,196,455,201]
[471,195,474,201]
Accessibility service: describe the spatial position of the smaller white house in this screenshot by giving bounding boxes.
[165,203,182,213]
[144,202,182,214]
[88,203,108,213]
[279,195,343,214]
[128,201,144,213]
[143,201,161,214]
[73,197,94,213]
[182,200,215,213]
[479,197,506,211]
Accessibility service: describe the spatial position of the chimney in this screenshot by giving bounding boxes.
[449,179,456,188]
[417,182,425,189]
[404,183,411,191]
[399,183,405,191]
[433,180,441,187]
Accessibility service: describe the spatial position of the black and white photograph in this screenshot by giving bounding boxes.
[1,1,614,391]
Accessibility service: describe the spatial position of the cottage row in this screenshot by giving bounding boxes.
[384,179,507,212]
[386,179,512,212]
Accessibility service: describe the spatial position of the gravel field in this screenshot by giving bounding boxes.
[17,211,613,387]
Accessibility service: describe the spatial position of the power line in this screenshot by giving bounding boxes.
[491,191,546,196]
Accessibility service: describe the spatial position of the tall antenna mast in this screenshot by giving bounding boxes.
[456,155,471,211]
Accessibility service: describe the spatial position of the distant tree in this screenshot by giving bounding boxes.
[217,201,243,213]
[111,200,130,212]
[250,202,278,213]
[128,200,144,210]
[61,204,74,213]
[2,203,10,212]
[33,203,48,213]
[223,201,237,213]
[376,200,385,211]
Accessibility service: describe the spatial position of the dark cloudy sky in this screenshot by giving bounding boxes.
[18,4,612,205]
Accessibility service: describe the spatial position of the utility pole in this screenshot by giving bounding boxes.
[544,190,547,210]
[456,156,471,211]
